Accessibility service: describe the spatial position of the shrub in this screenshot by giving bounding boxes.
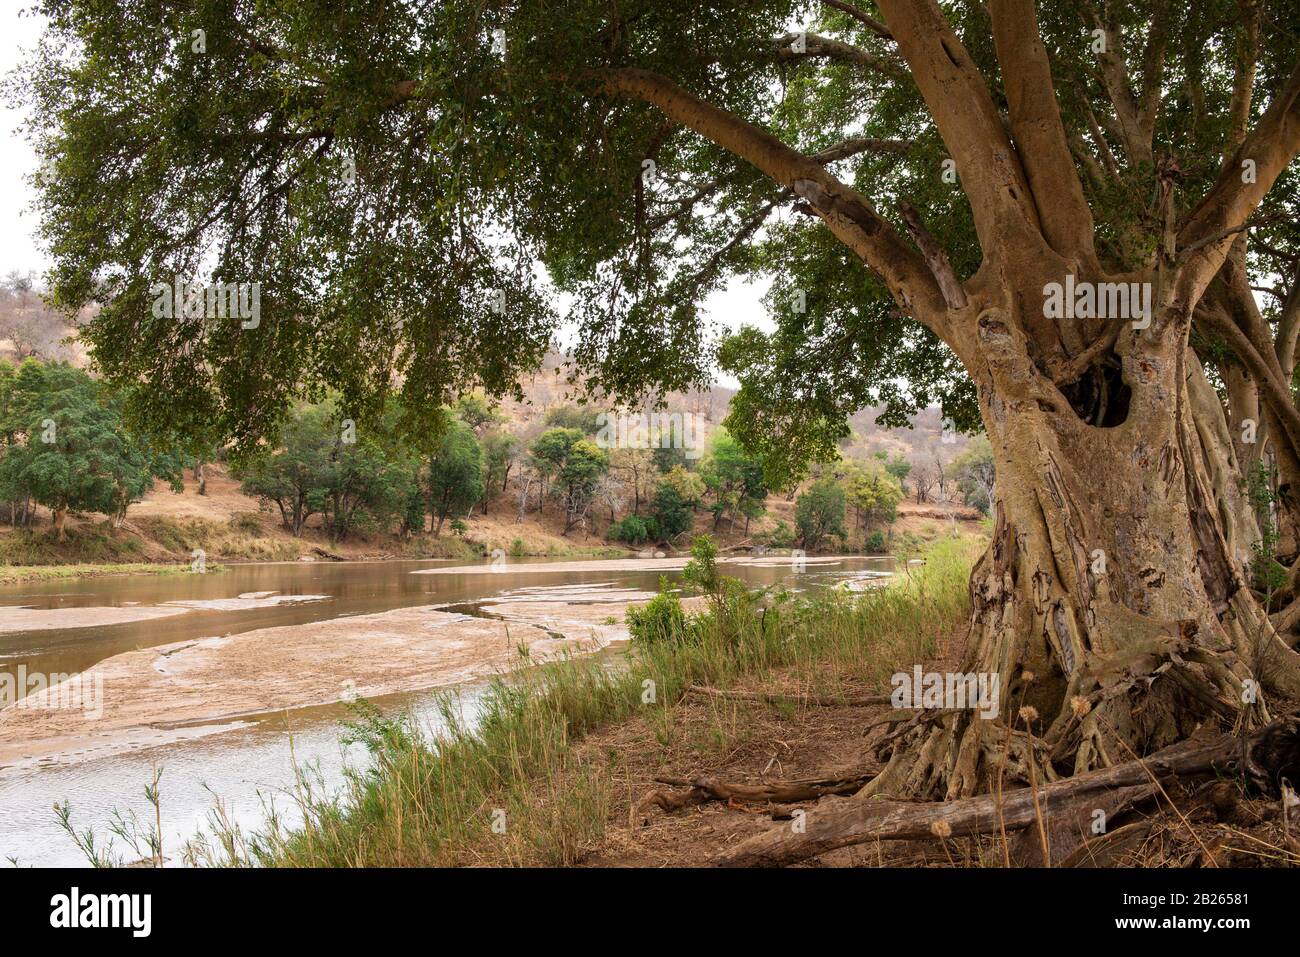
[649,481,693,539]
[795,475,846,549]
[767,520,794,548]
[625,580,688,645]
[682,534,721,598]
[608,515,649,544]
[866,529,887,553]
[228,512,263,534]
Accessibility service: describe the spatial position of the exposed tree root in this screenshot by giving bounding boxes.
[712,712,1300,867]
[1055,819,1156,867]
[686,685,892,708]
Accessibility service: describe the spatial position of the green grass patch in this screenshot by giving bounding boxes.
[132,516,302,562]
[0,525,149,565]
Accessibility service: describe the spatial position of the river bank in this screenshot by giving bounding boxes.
[196,536,979,867]
[1,549,899,866]
[0,562,227,586]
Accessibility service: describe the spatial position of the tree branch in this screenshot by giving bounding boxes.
[1082,0,1156,168]
[876,0,1041,259]
[898,201,967,309]
[821,0,893,40]
[988,0,1097,267]
[1178,61,1300,304]
[1225,0,1262,156]
[596,67,951,333]
[771,32,907,80]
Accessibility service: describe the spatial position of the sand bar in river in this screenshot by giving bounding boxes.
[0,584,650,768]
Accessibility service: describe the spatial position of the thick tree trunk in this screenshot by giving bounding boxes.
[868,304,1300,802]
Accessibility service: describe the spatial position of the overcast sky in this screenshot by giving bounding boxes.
[0,6,771,388]
[0,6,48,277]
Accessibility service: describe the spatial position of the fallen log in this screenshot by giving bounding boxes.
[714,714,1300,867]
[638,771,876,816]
[687,684,891,709]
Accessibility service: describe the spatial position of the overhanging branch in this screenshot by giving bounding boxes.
[596,66,952,335]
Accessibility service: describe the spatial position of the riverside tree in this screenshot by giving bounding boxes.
[0,361,182,537]
[951,435,996,514]
[700,427,768,532]
[426,419,484,535]
[530,426,609,533]
[21,0,1300,810]
[234,403,332,536]
[843,458,905,532]
[795,473,847,548]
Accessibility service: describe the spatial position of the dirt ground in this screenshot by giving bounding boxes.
[560,625,1300,868]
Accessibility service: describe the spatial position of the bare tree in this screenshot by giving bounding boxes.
[910,461,938,504]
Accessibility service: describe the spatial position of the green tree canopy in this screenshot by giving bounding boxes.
[0,361,182,536]
[951,435,996,515]
[794,474,846,550]
[427,419,484,535]
[699,426,769,532]
[842,457,905,530]
[530,426,609,533]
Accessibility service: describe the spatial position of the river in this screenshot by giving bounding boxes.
[0,553,892,866]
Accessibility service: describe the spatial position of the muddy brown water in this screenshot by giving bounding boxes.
[0,554,891,866]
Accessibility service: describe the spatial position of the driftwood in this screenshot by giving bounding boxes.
[638,772,876,815]
[714,714,1300,867]
[687,684,891,709]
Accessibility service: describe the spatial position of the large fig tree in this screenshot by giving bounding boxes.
[15,0,1300,808]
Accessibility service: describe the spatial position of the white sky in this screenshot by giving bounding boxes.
[0,6,49,277]
[0,6,772,388]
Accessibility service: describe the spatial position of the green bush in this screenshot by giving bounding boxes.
[625,579,688,645]
[649,481,693,539]
[866,529,887,553]
[766,520,794,548]
[608,515,649,544]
